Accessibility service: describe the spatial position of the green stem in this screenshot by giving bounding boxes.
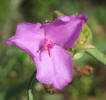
[27,70,36,100]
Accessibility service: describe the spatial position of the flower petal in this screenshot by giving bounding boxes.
[34,45,73,90]
[43,14,87,48]
[7,22,45,56]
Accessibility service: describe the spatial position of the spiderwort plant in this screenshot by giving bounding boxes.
[6,14,87,90]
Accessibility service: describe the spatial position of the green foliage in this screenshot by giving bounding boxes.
[21,0,60,22]
[86,47,106,65]
[70,75,93,100]
[0,0,11,29]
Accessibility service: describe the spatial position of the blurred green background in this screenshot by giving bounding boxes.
[0,0,106,100]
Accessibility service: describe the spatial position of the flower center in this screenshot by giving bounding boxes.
[40,39,54,56]
[43,39,54,50]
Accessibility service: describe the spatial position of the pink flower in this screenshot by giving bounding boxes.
[7,14,87,90]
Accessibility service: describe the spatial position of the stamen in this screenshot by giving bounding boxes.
[44,45,48,50]
[48,47,51,57]
[39,39,54,57]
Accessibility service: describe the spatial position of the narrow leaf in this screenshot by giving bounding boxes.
[28,89,34,100]
[86,47,106,65]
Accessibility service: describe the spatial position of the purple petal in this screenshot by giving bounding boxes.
[43,14,87,48]
[34,45,73,90]
[7,22,45,56]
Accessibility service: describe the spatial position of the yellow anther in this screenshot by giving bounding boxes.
[47,40,51,44]
[44,45,48,50]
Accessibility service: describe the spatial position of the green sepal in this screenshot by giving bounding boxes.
[72,44,95,60]
[72,24,92,60]
[75,24,92,48]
